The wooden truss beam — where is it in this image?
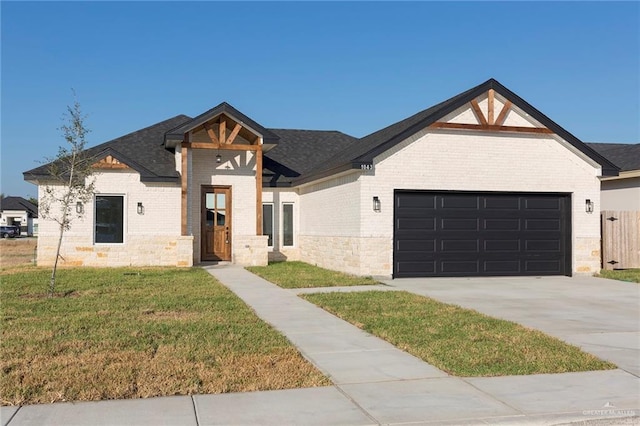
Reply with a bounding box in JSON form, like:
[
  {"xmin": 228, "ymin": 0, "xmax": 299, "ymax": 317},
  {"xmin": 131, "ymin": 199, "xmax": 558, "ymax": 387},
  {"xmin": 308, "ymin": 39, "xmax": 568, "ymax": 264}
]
[
  {"xmin": 428, "ymin": 122, "xmax": 553, "ymax": 134},
  {"xmin": 487, "ymin": 89, "xmax": 495, "ymax": 125},
  {"xmin": 184, "ymin": 142, "xmax": 261, "ymax": 151},
  {"xmin": 93, "ymin": 155, "xmax": 130, "ymax": 170},
  {"xmin": 256, "ymin": 146, "xmax": 263, "ymax": 236},
  {"xmin": 495, "ymin": 100, "xmax": 512, "ymax": 126},
  {"xmin": 181, "ymin": 140, "xmax": 188, "ymax": 236},
  {"xmin": 227, "ymin": 123, "xmax": 242, "ymax": 145},
  {"xmin": 219, "ymin": 119, "xmax": 226, "ymax": 144},
  {"xmin": 470, "ymin": 99, "xmax": 488, "ymax": 126},
  {"xmin": 203, "ymin": 122, "xmax": 219, "ymax": 145}
]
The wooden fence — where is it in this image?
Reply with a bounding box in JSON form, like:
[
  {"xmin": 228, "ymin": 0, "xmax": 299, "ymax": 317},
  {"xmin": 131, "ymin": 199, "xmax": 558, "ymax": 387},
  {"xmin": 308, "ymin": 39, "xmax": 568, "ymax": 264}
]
[{"xmin": 601, "ymin": 211, "xmax": 640, "ymax": 269}]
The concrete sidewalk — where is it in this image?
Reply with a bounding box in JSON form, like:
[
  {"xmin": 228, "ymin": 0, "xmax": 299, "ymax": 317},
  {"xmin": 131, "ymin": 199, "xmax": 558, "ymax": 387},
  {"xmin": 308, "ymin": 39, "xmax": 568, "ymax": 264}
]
[{"xmin": 2, "ymin": 265, "xmax": 638, "ymax": 425}]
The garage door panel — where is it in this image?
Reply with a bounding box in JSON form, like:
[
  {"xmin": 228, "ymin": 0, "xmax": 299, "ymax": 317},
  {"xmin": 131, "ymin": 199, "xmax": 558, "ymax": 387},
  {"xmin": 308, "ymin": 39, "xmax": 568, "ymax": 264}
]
[
  {"xmin": 526, "ymin": 240, "xmax": 561, "ymax": 252},
  {"xmin": 440, "ymin": 196, "xmax": 479, "ymax": 209},
  {"xmin": 525, "ymin": 260, "xmax": 562, "ymax": 273},
  {"xmin": 525, "ymin": 219, "xmax": 561, "ymax": 231},
  {"xmin": 525, "ymin": 198, "xmax": 561, "ymax": 210},
  {"xmin": 397, "ymin": 261, "xmax": 437, "ymax": 274},
  {"xmin": 484, "ymin": 197, "xmax": 520, "ymax": 209},
  {"xmin": 396, "ymin": 239, "xmax": 436, "ymax": 252},
  {"xmin": 484, "ymin": 261, "xmax": 521, "ymax": 274},
  {"xmin": 484, "ymin": 240, "xmax": 521, "ymax": 252},
  {"xmin": 484, "ymin": 219, "xmax": 520, "ymax": 231},
  {"xmin": 397, "ymin": 193, "xmax": 436, "ymax": 208},
  {"xmin": 441, "ymin": 218, "xmax": 479, "ymax": 231},
  {"xmin": 441, "ymin": 260, "xmax": 480, "ymax": 274},
  {"xmin": 441, "ymin": 240, "xmax": 479, "ymax": 253},
  {"xmin": 394, "ymin": 191, "xmax": 570, "ymax": 277},
  {"xmin": 396, "ymin": 218, "xmax": 436, "ymax": 231}
]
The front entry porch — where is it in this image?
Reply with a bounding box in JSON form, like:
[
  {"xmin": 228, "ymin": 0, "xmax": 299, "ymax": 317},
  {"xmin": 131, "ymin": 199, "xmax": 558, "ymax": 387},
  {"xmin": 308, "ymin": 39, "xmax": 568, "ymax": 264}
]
[{"xmin": 162, "ymin": 103, "xmax": 277, "ymax": 267}]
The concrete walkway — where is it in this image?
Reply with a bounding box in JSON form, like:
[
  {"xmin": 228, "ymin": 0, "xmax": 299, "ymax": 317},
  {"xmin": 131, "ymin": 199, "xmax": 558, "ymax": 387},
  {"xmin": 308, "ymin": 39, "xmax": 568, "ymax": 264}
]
[{"xmin": 2, "ymin": 266, "xmax": 638, "ymax": 425}]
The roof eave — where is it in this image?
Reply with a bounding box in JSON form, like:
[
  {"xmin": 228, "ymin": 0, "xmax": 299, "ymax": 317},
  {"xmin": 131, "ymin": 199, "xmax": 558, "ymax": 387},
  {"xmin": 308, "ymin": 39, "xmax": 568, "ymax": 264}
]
[
  {"xmin": 292, "ymin": 162, "xmax": 364, "ymax": 187},
  {"xmin": 139, "ymin": 175, "xmax": 180, "ymax": 183}
]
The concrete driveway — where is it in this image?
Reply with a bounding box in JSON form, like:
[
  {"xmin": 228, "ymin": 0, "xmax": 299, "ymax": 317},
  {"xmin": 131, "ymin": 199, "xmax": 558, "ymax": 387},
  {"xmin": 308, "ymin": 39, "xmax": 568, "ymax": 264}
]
[{"xmin": 383, "ymin": 275, "xmax": 640, "ymax": 377}]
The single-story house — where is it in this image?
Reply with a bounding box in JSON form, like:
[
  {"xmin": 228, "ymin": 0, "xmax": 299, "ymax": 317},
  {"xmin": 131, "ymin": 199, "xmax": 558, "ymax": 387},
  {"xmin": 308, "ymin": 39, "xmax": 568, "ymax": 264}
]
[
  {"xmin": 24, "ymin": 78, "xmax": 619, "ymax": 277},
  {"xmin": 0, "ymin": 196, "xmax": 38, "ymax": 236},
  {"xmin": 588, "ymin": 143, "xmax": 640, "ymax": 211}
]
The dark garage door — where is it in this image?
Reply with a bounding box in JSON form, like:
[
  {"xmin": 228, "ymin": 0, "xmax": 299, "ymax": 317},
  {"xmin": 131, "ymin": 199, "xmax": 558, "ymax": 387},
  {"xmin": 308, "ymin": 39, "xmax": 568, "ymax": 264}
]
[{"xmin": 393, "ymin": 191, "xmax": 571, "ymax": 278}]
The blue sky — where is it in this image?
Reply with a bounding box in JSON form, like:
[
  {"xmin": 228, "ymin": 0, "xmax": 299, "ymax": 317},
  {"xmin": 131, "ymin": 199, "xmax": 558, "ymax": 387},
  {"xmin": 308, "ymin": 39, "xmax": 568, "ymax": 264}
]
[{"xmin": 2, "ymin": 1, "xmax": 639, "ymax": 199}]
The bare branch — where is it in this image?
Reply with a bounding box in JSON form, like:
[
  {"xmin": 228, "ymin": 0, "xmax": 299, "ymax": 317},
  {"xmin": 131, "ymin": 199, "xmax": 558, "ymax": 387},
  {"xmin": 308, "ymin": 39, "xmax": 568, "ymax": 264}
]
[{"xmin": 40, "ymin": 91, "xmax": 95, "ymax": 296}]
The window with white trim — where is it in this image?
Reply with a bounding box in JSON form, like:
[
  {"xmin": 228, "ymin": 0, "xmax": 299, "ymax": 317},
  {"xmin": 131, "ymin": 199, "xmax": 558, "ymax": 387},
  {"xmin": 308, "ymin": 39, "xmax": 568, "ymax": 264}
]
[
  {"xmin": 95, "ymin": 195, "xmax": 124, "ymax": 243},
  {"xmin": 282, "ymin": 203, "xmax": 294, "ymax": 247},
  {"xmin": 262, "ymin": 204, "xmax": 274, "ymax": 247}
]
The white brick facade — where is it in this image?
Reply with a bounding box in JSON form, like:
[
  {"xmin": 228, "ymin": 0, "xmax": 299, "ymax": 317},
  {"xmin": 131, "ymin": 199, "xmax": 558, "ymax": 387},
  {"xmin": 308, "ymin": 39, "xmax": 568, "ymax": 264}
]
[
  {"xmin": 36, "ymin": 171, "xmax": 193, "ymax": 267},
  {"xmin": 293, "ymin": 103, "xmax": 603, "ymax": 277},
  {"xmin": 33, "ymin": 84, "xmax": 610, "ymax": 277}
]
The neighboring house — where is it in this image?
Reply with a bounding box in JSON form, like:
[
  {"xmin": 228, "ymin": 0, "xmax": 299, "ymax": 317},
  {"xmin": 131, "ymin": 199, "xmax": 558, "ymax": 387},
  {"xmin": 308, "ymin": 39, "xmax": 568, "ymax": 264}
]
[
  {"xmin": 587, "ymin": 143, "xmax": 640, "ymax": 211},
  {"xmin": 24, "ymin": 78, "xmax": 618, "ymax": 277},
  {"xmin": 0, "ymin": 196, "xmax": 39, "ymax": 236}
]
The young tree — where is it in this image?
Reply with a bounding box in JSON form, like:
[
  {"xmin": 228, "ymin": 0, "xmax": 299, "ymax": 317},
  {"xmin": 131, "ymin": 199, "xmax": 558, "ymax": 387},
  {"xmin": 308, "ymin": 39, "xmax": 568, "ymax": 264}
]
[{"xmin": 39, "ymin": 94, "xmax": 96, "ymax": 296}]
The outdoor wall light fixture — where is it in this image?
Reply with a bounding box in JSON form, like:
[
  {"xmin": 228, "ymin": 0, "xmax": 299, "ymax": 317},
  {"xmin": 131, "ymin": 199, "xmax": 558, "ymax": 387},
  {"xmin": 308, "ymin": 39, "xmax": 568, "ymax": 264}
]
[
  {"xmin": 373, "ymin": 196, "xmax": 381, "ymax": 212},
  {"xmin": 75, "ymin": 202, "xmax": 83, "ymax": 214},
  {"xmin": 216, "ymin": 153, "xmax": 222, "ymax": 164},
  {"xmin": 137, "ymin": 202, "xmax": 144, "ymax": 215},
  {"xmin": 585, "ymin": 199, "xmax": 594, "ymax": 214}
]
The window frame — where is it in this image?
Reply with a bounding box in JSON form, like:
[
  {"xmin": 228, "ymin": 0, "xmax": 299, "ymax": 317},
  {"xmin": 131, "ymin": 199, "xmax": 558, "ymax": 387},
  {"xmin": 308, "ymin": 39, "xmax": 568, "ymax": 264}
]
[
  {"xmin": 282, "ymin": 202, "xmax": 294, "ymax": 247},
  {"xmin": 262, "ymin": 203, "xmax": 274, "ymax": 248},
  {"xmin": 94, "ymin": 194, "xmax": 125, "ymax": 245}
]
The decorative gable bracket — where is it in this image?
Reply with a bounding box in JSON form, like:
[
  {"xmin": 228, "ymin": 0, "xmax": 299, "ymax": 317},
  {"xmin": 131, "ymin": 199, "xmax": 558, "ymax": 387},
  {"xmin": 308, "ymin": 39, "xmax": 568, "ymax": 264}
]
[{"xmin": 429, "ymin": 89, "xmax": 553, "ymax": 134}]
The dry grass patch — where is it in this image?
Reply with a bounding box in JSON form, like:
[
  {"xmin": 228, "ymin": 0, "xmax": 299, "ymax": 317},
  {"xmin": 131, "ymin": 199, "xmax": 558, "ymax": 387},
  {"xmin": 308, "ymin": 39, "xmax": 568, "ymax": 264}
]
[
  {"xmin": 303, "ymin": 291, "xmax": 616, "ymax": 377},
  {"xmin": 1, "ymin": 267, "xmax": 329, "ymax": 405},
  {"xmin": 0, "ymin": 238, "xmax": 37, "ymax": 272}
]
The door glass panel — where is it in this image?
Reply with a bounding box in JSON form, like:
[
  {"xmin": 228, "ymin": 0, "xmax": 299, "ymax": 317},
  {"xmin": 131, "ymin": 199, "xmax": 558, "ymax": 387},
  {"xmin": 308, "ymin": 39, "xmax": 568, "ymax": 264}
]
[
  {"xmin": 206, "ymin": 210, "xmax": 214, "ymax": 227},
  {"xmin": 206, "ymin": 193, "xmax": 215, "ymax": 209},
  {"xmin": 217, "ymin": 210, "xmax": 226, "ymax": 226},
  {"xmin": 216, "ymin": 193, "xmax": 225, "ymax": 209}
]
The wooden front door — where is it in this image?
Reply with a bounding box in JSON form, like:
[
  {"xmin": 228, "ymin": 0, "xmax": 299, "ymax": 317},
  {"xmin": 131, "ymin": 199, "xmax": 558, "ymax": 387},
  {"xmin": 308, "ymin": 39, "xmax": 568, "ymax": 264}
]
[{"xmin": 201, "ymin": 186, "xmax": 232, "ymax": 261}]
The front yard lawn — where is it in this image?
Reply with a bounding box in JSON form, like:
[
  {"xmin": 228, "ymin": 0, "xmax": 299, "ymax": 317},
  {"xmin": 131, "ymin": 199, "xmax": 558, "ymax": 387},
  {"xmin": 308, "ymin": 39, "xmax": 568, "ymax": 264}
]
[
  {"xmin": 596, "ymin": 269, "xmax": 640, "ymax": 283},
  {"xmin": 246, "ymin": 261, "xmax": 379, "ymax": 288},
  {"xmin": 303, "ymin": 291, "xmax": 616, "ymax": 377},
  {"xmin": 1, "ymin": 267, "xmax": 329, "ymax": 406}
]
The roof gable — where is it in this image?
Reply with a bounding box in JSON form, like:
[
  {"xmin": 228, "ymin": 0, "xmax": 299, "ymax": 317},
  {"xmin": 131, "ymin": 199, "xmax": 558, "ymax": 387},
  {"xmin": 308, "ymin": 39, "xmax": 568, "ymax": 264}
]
[
  {"xmin": 24, "ymin": 115, "xmax": 190, "ymax": 183},
  {"xmin": 294, "ymin": 78, "xmax": 619, "ymax": 185},
  {"xmin": 164, "ymin": 102, "xmax": 280, "ymax": 148}
]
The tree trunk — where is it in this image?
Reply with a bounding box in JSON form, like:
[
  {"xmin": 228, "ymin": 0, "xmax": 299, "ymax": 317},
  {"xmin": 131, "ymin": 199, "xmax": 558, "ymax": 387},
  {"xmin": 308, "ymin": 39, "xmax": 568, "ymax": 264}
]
[{"xmin": 49, "ymin": 221, "xmax": 65, "ymax": 297}]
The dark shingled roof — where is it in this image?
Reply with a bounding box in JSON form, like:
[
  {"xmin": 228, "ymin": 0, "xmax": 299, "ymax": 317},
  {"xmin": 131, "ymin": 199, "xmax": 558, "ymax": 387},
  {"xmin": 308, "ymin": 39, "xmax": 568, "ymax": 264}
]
[
  {"xmin": 24, "ymin": 78, "xmax": 620, "ymax": 188},
  {"xmin": 263, "ymin": 129, "xmax": 359, "ymax": 186},
  {"xmin": 587, "ymin": 143, "xmax": 640, "ymax": 172},
  {"xmin": 24, "ymin": 115, "xmax": 192, "ymax": 183},
  {"xmin": 0, "ymin": 196, "xmax": 38, "ymax": 217},
  {"xmin": 293, "ymin": 78, "xmax": 619, "ymax": 185}
]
